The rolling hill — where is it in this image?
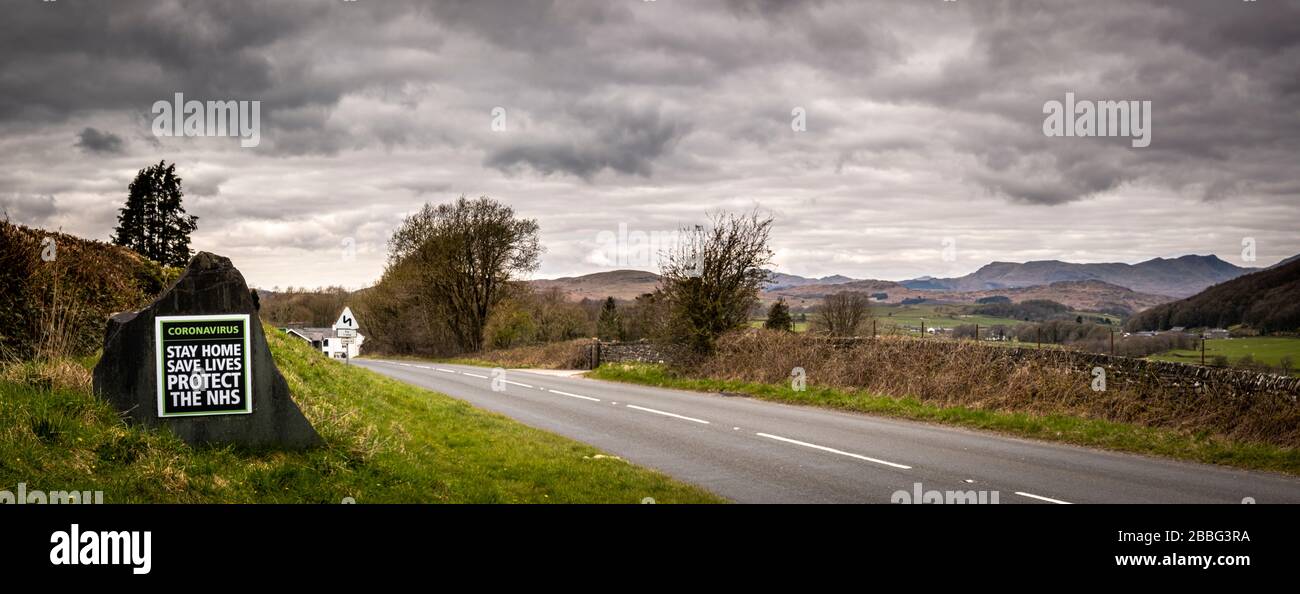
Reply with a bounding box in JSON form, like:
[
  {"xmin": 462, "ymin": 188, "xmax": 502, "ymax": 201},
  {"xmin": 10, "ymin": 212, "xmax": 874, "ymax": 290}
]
[
  {"xmin": 529, "ymin": 269, "xmax": 661, "ymax": 301},
  {"xmin": 1126, "ymin": 256, "xmax": 1300, "ymax": 333},
  {"xmin": 528, "ymin": 253, "xmax": 1268, "ymax": 314},
  {"xmin": 763, "ymin": 271, "xmax": 857, "ymax": 290},
  {"xmin": 900, "ymin": 255, "xmax": 1254, "ymax": 298},
  {"xmin": 530, "ymin": 267, "xmax": 1169, "ymax": 314},
  {"xmin": 764, "ymin": 278, "xmax": 1169, "ymax": 314},
  {"xmin": 529, "ymin": 269, "xmax": 861, "ymax": 301}
]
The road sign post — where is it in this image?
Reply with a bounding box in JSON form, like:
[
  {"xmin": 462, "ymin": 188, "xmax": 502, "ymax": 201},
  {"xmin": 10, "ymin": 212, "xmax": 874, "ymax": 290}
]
[{"xmin": 339, "ymin": 336, "xmax": 353, "ymax": 365}]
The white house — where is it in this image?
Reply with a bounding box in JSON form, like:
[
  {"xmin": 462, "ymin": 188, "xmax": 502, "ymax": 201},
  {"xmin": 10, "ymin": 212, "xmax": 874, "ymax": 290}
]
[{"xmin": 283, "ymin": 307, "xmax": 366, "ymax": 359}]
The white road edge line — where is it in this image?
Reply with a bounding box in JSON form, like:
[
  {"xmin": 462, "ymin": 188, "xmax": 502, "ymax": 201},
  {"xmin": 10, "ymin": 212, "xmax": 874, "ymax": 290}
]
[
  {"xmin": 547, "ymin": 389, "xmax": 600, "ymax": 402},
  {"xmin": 626, "ymin": 404, "xmax": 710, "ymax": 425},
  {"xmin": 462, "ymin": 372, "xmax": 488, "ymax": 379},
  {"xmin": 435, "ymin": 368, "xmax": 457, "ymax": 374},
  {"xmin": 504, "ymin": 380, "xmax": 533, "ymax": 388},
  {"xmin": 1014, "ymin": 491, "xmax": 1072, "ymax": 505},
  {"xmin": 755, "ymin": 432, "xmax": 911, "ymax": 469}
]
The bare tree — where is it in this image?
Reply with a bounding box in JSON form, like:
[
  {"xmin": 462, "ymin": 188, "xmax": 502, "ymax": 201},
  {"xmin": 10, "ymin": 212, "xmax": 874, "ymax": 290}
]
[
  {"xmin": 813, "ymin": 292, "xmax": 872, "ymax": 337},
  {"xmin": 385, "ymin": 196, "xmax": 542, "ymax": 352},
  {"xmin": 660, "ymin": 211, "xmax": 773, "ymax": 353}
]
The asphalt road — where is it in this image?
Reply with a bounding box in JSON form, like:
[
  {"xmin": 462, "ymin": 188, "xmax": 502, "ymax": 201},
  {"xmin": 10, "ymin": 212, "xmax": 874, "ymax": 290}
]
[{"xmin": 355, "ymin": 359, "xmax": 1300, "ymax": 504}]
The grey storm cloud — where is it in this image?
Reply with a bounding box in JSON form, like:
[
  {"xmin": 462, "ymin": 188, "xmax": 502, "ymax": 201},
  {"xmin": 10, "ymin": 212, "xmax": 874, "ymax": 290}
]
[
  {"xmin": 0, "ymin": 0, "xmax": 1297, "ymax": 288},
  {"xmin": 75, "ymin": 128, "xmax": 125, "ymax": 154},
  {"xmin": 1, "ymin": 194, "xmax": 58, "ymax": 226},
  {"xmin": 484, "ymin": 106, "xmax": 690, "ymax": 179}
]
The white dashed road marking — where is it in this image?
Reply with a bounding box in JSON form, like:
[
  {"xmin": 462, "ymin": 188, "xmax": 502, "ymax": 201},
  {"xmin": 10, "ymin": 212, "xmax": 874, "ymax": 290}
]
[
  {"xmin": 547, "ymin": 389, "xmax": 601, "ymax": 402},
  {"xmin": 1015, "ymin": 491, "xmax": 1072, "ymax": 504},
  {"xmin": 756, "ymin": 432, "xmax": 911, "ymax": 470},
  {"xmin": 626, "ymin": 404, "xmax": 710, "ymax": 425}
]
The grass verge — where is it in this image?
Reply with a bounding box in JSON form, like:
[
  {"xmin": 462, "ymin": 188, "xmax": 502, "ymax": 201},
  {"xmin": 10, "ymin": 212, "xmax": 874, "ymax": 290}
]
[
  {"xmin": 0, "ymin": 327, "xmax": 721, "ymax": 503},
  {"xmin": 589, "ymin": 362, "xmax": 1300, "ymax": 476}
]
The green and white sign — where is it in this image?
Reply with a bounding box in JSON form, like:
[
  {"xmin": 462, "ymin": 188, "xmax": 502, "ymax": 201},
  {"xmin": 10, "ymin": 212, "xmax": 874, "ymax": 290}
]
[{"xmin": 155, "ymin": 314, "xmax": 253, "ymax": 417}]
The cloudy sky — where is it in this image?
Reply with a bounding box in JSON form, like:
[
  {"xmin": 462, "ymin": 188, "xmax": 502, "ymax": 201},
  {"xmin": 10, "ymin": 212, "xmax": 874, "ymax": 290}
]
[{"xmin": 2, "ymin": 0, "xmax": 1298, "ymax": 289}]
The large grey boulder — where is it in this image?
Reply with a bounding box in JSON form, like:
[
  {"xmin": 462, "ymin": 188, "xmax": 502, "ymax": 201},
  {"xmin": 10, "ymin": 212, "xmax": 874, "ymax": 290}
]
[{"xmin": 92, "ymin": 252, "xmax": 322, "ymax": 449}]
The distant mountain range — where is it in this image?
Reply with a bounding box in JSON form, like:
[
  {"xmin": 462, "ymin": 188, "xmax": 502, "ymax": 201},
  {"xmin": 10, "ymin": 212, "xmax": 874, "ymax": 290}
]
[
  {"xmin": 528, "ymin": 269, "xmax": 861, "ymax": 301},
  {"xmin": 900, "ymin": 255, "xmax": 1254, "ymax": 298},
  {"xmin": 529, "ymin": 269, "xmax": 1170, "ymax": 313},
  {"xmin": 529, "ymin": 254, "xmax": 1295, "ymax": 315},
  {"xmin": 763, "ymin": 271, "xmax": 857, "ymax": 290},
  {"xmin": 760, "ymin": 278, "xmax": 1170, "ymax": 314},
  {"xmin": 1126, "ymin": 256, "xmax": 1300, "ymax": 332}
]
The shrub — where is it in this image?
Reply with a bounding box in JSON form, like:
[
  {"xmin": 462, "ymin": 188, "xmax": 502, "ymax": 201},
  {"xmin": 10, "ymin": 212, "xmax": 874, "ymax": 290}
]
[
  {"xmin": 677, "ymin": 329, "xmax": 1300, "ymax": 447},
  {"xmin": 1, "ymin": 222, "xmax": 172, "ymax": 361}
]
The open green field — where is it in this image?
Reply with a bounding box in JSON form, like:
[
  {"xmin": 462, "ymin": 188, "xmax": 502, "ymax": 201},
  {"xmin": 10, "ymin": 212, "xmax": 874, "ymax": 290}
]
[
  {"xmin": 0, "ymin": 326, "xmax": 721, "ymax": 503},
  {"xmin": 1149, "ymin": 336, "xmax": 1300, "ymax": 370},
  {"xmin": 756, "ymin": 303, "xmax": 1120, "ymax": 336},
  {"xmin": 874, "ymin": 303, "xmax": 1022, "ymax": 334},
  {"xmin": 748, "ymin": 320, "xmax": 811, "ymax": 332}
]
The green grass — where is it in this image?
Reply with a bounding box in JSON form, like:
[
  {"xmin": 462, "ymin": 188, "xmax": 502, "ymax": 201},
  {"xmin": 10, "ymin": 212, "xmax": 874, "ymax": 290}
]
[
  {"xmin": 0, "ymin": 327, "xmax": 722, "ymax": 503},
  {"xmin": 438, "ymin": 357, "xmax": 532, "ymax": 368},
  {"xmin": 748, "ymin": 320, "xmax": 810, "ymax": 332},
  {"xmin": 1149, "ymin": 336, "xmax": 1300, "ymax": 370},
  {"xmin": 872, "ymin": 303, "xmax": 1120, "ymax": 334},
  {"xmin": 589, "ymin": 362, "xmax": 1300, "ymax": 476},
  {"xmin": 358, "ymin": 353, "xmax": 528, "ymax": 368},
  {"xmin": 874, "ymin": 303, "xmax": 1022, "ymax": 333},
  {"xmin": 754, "ymin": 303, "xmax": 1120, "ymax": 336}
]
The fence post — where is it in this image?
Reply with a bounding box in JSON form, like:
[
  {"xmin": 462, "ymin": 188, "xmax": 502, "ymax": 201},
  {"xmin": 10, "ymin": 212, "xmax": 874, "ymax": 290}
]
[
  {"xmin": 920, "ymin": 321, "xmax": 925, "ymax": 337},
  {"xmin": 974, "ymin": 324, "xmax": 979, "ymax": 343},
  {"xmin": 1201, "ymin": 337, "xmax": 1205, "ymax": 366},
  {"xmin": 1110, "ymin": 330, "xmax": 1115, "ymax": 356},
  {"xmin": 1037, "ymin": 326, "xmax": 1042, "ymax": 350},
  {"xmin": 872, "ymin": 319, "xmax": 877, "ymax": 338}
]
